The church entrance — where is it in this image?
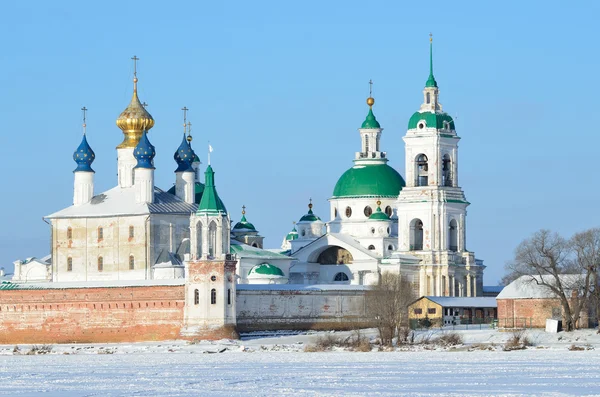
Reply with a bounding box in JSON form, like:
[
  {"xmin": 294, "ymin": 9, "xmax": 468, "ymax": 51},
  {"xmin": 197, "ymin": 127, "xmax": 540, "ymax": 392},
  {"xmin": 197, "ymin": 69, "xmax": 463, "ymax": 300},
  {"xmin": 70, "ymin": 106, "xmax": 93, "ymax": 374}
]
[{"xmin": 316, "ymin": 246, "xmax": 353, "ymax": 265}]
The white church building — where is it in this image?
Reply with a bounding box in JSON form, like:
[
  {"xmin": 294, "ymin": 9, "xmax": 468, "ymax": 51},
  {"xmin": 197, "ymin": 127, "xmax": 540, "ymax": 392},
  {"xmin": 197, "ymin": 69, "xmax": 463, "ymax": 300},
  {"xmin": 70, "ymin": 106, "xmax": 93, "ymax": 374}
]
[{"xmin": 17, "ymin": 38, "xmax": 485, "ymax": 298}]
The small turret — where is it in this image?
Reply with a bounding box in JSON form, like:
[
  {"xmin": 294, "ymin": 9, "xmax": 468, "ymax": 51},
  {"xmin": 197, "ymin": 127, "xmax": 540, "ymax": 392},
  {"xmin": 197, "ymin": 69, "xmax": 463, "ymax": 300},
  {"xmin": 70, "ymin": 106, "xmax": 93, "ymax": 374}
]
[
  {"xmin": 73, "ymin": 107, "xmax": 95, "ymax": 206},
  {"xmin": 133, "ymin": 130, "xmax": 155, "ymax": 203}
]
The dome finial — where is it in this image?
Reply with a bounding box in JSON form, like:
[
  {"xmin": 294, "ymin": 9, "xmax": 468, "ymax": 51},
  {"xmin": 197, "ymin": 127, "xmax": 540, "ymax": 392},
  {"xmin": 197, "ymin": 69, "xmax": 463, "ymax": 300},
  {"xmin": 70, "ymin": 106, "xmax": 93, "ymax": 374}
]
[
  {"xmin": 81, "ymin": 106, "xmax": 88, "ymax": 135},
  {"xmin": 426, "ymin": 33, "xmax": 438, "ymax": 88},
  {"xmin": 187, "ymin": 121, "xmax": 193, "ymax": 143},
  {"xmin": 182, "ymin": 106, "xmax": 189, "ymax": 136},
  {"xmin": 132, "ymin": 55, "xmax": 139, "ymax": 92},
  {"xmin": 242, "ymin": 205, "xmax": 246, "ymax": 215},
  {"xmin": 308, "ymin": 198, "xmax": 313, "ymax": 212},
  {"xmin": 367, "ymin": 79, "xmax": 374, "ymax": 108}
]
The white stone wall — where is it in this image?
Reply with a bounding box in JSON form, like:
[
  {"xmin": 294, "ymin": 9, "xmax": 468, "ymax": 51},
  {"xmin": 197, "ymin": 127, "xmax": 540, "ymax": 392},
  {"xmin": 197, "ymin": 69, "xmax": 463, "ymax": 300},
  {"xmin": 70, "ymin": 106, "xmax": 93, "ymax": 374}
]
[
  {"xmin": 51, "ymin": 213, "xmax": 190, "ymax": 282},
  {"xmin": 236, "ymin": 287, "xmax": 369, "ymax": 331}
]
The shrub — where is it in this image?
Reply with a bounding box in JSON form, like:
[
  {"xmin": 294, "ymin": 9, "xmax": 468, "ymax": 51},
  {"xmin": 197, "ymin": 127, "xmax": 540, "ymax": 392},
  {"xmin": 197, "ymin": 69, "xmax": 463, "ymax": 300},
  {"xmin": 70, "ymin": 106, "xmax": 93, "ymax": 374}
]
[
  {"xmin": 434, "ymin": 332, "xmax": 463, "ymax": 347},
  {"xmin": 504, "ymin": 330, "xmax": 531, "ymax": 351},
  {"xmin": 568, "ymin": 344, "xmax": 585, "ymax": 351},
  {"xmin": 26, "ymin": 345, "xmax": 53, "ymax": 355}
]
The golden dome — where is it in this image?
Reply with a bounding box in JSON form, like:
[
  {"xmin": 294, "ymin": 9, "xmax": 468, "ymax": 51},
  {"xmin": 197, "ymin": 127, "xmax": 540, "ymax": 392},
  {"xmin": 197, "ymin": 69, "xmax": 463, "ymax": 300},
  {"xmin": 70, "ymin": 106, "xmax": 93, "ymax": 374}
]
[
  {"xmin": 366, "ymin": 97, "xmax": 375, "ymax": 107},
  {"xmin": 116, "ymin": 78, "xmax": 154, "ymax": 149}
]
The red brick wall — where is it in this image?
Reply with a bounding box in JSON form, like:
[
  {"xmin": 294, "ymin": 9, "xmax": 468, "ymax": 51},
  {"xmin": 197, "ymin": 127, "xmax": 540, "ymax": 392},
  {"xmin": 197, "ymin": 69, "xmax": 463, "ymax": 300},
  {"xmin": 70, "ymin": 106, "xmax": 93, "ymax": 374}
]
[
  {"xmin": 0, "ymin": 285, "xmax": 185, "ymax": 344},
  {"xmin": 498, "ymin": 298, "xmax": 562, "ymax": 328}
]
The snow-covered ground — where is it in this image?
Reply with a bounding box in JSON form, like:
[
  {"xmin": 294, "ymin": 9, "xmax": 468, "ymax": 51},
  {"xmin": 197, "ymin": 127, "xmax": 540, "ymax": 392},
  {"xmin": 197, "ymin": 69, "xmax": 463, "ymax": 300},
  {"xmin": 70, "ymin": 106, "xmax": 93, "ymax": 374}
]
[{"xmin": 0, "ymin": 329, "xmax": 599, "ymax": 396}]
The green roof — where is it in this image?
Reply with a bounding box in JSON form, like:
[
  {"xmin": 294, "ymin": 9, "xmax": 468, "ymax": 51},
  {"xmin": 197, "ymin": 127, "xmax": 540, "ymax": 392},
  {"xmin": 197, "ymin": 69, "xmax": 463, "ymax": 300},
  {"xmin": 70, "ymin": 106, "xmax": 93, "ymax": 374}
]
[
  {"xmin": 248, "ymin": 263, "xmax": 285, "ymax": 277},
  {"xmin": 361, "ymin": 108, "xmax": 380, "ymax": 129},
  {"xmin": 299, "ymin": 208, "xmax": 321, "ymax": 222},
  {"xmin": 197, "ymin": 165, "xmax": 227, "ymax": 215},
  {"xmin": 332, "ymin": 164, "xmax": 405, "ymax": 198},
  {"xmin": 167, "ymin": 182, "xmax": 205, "ymax": 204},
  {"xmin": 369, "ymin": 206, "xmax": 390, "ymax": 221},
  {"xmin": 230, "ymin": 243, "xmax": 291, "ymax": 259},
  {"xmin": 286, "ymin": 227, "xmax": 298, "ymax": 241},
  {"xmin": 407, "ymin": 111, "xmax": 455, "ymax": 130},
  {"xmin": 233, "ymin": 214, "xmax": 256, "ymax": 231}
]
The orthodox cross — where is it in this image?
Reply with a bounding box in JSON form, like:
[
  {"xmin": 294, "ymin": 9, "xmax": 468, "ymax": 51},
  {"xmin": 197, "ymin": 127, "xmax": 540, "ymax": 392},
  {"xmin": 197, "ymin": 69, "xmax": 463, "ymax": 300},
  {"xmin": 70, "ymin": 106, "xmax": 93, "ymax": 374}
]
[
  {"xmin": 242, "ymin": 205, "xmax": 246, "ymax": 215},
  {"xmin": 369, "ymin": 79, "xmax": 373, "ymax": 97},
  {"xmin": 429, "ymin": 32, "xmax": 432, "ymax": 43},
  {"xmin": 81, "ymin": 106, "xmax": 88, "ymax": 134},
  {"xmin": 142, "ymin": 102, "xmax": 148, "ymax": 108},
  {"xmin": 131, "ymin": 55, "xmax": 139, "ymax": 77}
]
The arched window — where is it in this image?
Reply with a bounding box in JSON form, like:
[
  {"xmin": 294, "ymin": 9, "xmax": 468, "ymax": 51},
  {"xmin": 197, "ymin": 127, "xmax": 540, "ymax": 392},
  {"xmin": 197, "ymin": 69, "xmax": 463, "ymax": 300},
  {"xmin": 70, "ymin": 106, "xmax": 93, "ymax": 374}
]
[
  {"xmin": 334, "ymin": 208, "xmax": 338, "ymax": 218},
  {"xmin": 317, "ymin": 246, "xmax": 353, "ymax": 265},
  {"xmin": 251, "ymin": 242, "xmax": 258, "ymax": 248},
  {"xmin": 194, "ymin": 289, "xmax": 199, "ymax": 305},
  {"xmin": 196, "ymin": 221, "xmax": 203, "ymax": 258},
  {"xmin": 97, "ymin": 227, "xmax": 104, "ymax": 241},
  {"xmin": 67, "ymin": 227, "xmax": 72, "ymax": 240},
  {"xmin": 334, "ymin": 272, "xmax": 349, "ymax": 282},
  {"xmin": 426, "ymin": 92, "xmax": 431, "ymax": 104},
  {"xmin": 210, "ymin": 289, "xmax": 217, "ymax": 305},
  {"xmin": 387, "ymin": 244, "xmax": 394, "ymax": 251},
  {"xmin": 385, "ymin": 206, "xmax": 393, "ymax": 217},
  {"xmin": 208, "ymin": 221, "xmax": 217, "ymax": 257},
  {"xmin": 449, "ymin": 219, "xmax": 458, "ymax": 252},
  {"xmin": 67, "ymin": 257, "xmax": 73, "ymax": 272},
  {"xmin": 410, "ymin": 219, "xmax": 424, "ymax": 250},
  {"xmin": 129, "ymin": 255, "xmax": 135, "ymax": 270},
  {"xmin": 345, "ymin": 207, "xmax": 352, "ymax": 218},
  {"xmin": 368, "ymin": 245, "xmax": 375, "ymax": 250},
  {"xmin": 97, "ymin": 256, "xmax": 103, "ymax": 272},
  {"xmin": 415, "ymin": 154, "xmax": 428, "ymax": 186},
  {"xmin": 227, "ymin": 289, "xmax": 231, "ymax": 305},
  {"xmin": 129, "ymin": 226, "xmax": 134, "ymax": 239},
  {"xmin": 364, "ymin": 206, "xmax": 372, "ymax": 217},
  {"xmin": 365, "ymin": 135, "xmax": 369, "ymax": 153},
  {"xmin": 442, "ymin": 154, "xmax": 452, "ymax": 187}
]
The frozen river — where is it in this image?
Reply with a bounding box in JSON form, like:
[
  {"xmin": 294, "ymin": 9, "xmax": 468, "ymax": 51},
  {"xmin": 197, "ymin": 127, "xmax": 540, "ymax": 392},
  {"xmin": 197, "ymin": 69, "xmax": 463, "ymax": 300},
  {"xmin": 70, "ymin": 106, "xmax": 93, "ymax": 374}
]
[{"xmin": 0, "ymin": 349, "xmax": 598, "ymax": 396}]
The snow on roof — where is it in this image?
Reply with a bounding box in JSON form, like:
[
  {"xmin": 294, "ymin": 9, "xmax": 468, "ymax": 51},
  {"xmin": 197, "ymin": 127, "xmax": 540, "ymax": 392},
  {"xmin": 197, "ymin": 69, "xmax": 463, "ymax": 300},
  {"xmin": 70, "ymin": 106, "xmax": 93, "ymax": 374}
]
[
  {"xmin": 46, "ymin": 186, "xmax": 196, "ymax": 218},
  {"xmin": 422, "ymin": 296, "xmax": 497, "ymax": 308},
  {"xmin": 497, "ymin": 274, "xmax": 586, "ymax": 300},
  {"xmin": 1, "ymin": 279, "xmax": 185, "ymax": 290},
  {"xmin": 230, "ymin": 240, "xmax": 293, "ymax": 260},
  {"xmin": 237, "ymin": 284, "xmax": 370, "ymax": 291}
]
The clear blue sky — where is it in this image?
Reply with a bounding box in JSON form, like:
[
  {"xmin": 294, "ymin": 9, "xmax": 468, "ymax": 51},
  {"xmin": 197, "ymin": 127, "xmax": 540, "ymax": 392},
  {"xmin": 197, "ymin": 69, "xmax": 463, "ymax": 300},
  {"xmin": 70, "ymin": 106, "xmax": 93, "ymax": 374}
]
[{"xmin": 1, "ymin": 0, "xmax": 598, "ymax": 285}]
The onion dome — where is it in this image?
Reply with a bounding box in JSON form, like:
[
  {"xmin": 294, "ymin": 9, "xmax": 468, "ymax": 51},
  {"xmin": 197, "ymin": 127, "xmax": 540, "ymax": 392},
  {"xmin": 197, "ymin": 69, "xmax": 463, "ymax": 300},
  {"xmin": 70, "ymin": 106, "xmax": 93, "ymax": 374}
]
[
  {"xmin": 369, "ymin": 201, "xmax": 390, "ymax": 221},
  {"xmin": 248, "ymin": 263, "xmax": 285, "ymax": 277},
  {"xmin": 133, "ymin": 130, "xmax": 156, "ymax": 169},
  {"xmin": 174, "ymin": 134, "xmax": 194, "ymax": 172},
  {"xmin": 299, "ymin": 201, "xmax": 321, "ymax": 222},
  {"xmin": 285, "ymin": 223, "xmax": 299, "ymax": 241},
  {"xmin": 233, "ymin": 207, "xmax": 256, "ymax": 231},
  {"xmin": 73, "ymin": 134, "xmax": 95, "ymax": 172},
  {"xmin": 116, "ymin": 69, "xmax": 154, "ymax": 149},
  {"xmin": 333, "ymin": 164, "xmax": 405, "ymax": 198}
]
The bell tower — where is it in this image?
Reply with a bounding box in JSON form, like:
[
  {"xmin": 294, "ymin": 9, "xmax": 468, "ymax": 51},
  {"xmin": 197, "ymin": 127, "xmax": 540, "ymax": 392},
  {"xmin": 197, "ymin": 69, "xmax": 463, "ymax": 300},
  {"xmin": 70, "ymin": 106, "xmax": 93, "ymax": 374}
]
[{"xmin": 395, "ymin": 35, "xmax": 483, "ymax": 297}]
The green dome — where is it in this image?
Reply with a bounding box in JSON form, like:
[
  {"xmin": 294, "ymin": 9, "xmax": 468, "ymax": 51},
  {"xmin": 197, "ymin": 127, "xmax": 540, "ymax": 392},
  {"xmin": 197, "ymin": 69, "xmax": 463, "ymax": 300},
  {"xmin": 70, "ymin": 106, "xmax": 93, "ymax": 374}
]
[
  {"xmin": 361, "ymin": 108, "xmax": 380, "ymax": 129},
  {"xmin": 167, "ymin": 182, "xmax": 205, "ymax": 204},
  {"xmin": 299, "ymin": 209, "xmax": 321, "ymax": 222},
  {"xmin": 233, "ymin": 214, "xmax": 256, "ymax": 231},
  {"xmin": 332, "ymin": 164, "xmax": 405, "ymax": 198},
  {"xmin": 369, "ymin": 206, "xmax": 390, "ymax": 221},
  {"xmin": 248, "ymin": 263, "xmax": 285, "ymax": 277},
  {"xmin": 408, "ymin": 111, "xmax": 455, "ymax": 130},
  {"xmin": 286, "ymin": 226, "xmax": 298, "ymax": 241}
]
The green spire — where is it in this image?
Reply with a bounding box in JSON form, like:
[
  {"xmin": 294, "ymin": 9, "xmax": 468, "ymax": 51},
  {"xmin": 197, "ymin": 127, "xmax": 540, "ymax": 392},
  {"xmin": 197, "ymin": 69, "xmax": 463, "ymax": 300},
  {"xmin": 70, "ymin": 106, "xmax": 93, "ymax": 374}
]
[
  {"xmin": 196, "ymin": 165, "xmax": 227, "ymax": 215},
  {"xmin": 369, "ymin": 201, "xmax": 390, "ymax": 221},
  {"xmin": 425, "ymin": 34, "xmax": 438, "ymax": 88},
  {"xmin": 361, "ymin": 108, "xmax": 381, "ymax": 129}
]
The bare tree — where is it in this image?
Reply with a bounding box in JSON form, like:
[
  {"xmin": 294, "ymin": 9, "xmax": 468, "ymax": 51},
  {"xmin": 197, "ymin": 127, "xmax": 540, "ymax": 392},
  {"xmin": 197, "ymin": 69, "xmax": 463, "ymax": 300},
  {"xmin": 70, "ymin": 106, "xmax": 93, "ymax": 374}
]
[
  {"xmin": 366, "ymin": 272, "xmax": 416, "ymax": 345},
  {"xmin": 571, "ymin": 228, "xmax": 600, "ymax": 328},
  {"xmin": 505, "ymin": 229, "xmax": 596, "ymax": 331}
]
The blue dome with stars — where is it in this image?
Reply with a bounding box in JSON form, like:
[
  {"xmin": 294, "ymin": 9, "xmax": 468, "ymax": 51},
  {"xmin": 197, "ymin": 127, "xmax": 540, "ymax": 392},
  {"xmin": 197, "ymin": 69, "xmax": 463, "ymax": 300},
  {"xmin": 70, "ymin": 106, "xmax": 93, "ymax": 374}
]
[
  {"xmin": 134, "ymin": 130, "xmax": 156, "ymax": 169},
  {"xmin": 73, "ymin": 134, "xmax": 95, "ymax": 172},
  {"xmin": 174, "ymin": 134, "xmax": 194, "ymax": 172}
]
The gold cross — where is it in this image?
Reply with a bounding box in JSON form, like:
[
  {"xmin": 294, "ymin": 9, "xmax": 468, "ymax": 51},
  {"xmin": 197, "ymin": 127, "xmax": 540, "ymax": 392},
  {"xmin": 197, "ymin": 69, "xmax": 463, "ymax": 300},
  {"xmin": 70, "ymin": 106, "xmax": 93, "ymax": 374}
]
[{"xmin": 131, "ymin": 55, "xmax": 139, "ymax": 77}]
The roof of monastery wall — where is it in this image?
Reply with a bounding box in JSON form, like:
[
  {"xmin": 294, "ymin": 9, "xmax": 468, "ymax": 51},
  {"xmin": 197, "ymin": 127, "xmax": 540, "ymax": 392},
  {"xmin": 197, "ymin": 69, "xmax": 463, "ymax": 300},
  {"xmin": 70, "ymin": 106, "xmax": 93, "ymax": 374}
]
[
  {"xmin": 497, "ymin": 274, "xmax": 586, "ymax": 300},
  {"xmin": 1, "ymin": 279, "xmax": 185, "ymax": 290}
]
